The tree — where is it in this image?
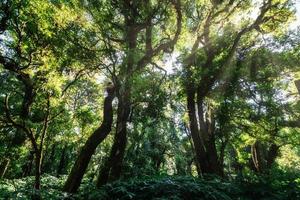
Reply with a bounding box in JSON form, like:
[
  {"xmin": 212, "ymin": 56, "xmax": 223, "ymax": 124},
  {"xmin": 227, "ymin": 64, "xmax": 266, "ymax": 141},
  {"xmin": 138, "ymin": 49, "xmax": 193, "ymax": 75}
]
[
  {"xmin": 0, "ymin": 0, "xmax": 90, "ymax": 193},
  {"xmin": 63, "ymin": 83, "xmax": 115, "ymax": 193},
  {"xmin": 179, "ymin": 0, "xmax": 293, "ymax": 176},
  {"xmin": 63, "ymin": 0, "xmax": 182, "ymax": 192}
]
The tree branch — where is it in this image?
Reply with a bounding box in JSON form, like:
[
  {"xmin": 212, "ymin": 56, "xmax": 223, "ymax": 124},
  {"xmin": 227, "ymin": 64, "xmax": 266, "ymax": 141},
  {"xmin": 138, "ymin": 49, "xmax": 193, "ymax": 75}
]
[{"xmin": 135, "ymin": 0, "xmax": 182, "ymax": 71}]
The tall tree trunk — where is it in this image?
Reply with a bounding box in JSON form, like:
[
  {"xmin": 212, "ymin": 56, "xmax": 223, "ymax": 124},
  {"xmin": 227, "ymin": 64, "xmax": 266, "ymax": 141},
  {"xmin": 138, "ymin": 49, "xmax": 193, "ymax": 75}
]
[
  {"xmin": 109, "ymin": 94, "xmax": 130, "ymax": 181},
  {"xmin": 250, "ymin": 141, "xmax": 279, "ymax": 173},
  {"xmin": 97, "ymin": 21, "xmax": 137, "ymax": 185},
  {"xmin": 186, "ymin": 87, "xmax": 223, "ymax": 176},
  {"xmin": 186, "ymin": 86, "xmax": 208, "ymax": 176},
  {"xmin": 96, "ymin": 90, "xmax": 131, "ymax": 186},
  {"xmin": 251, "ymin": 141, "xmax": 266, "ymax": 173},
  {"xmin": 0, "ymin": 159, "xmax": 10, "ymax": 178},
  {"xmin": 31, "ymin": 149, "xmax": 43, "ymax": 200},
  {"xmin": 63, "ymin": 88, "xmax": 115, "ymax": 193},
  {"xmin": 197, "ymin": 92, "xmax": 222, "ymax": 175},
  {"xmin": 205, "ymin": 138, "xmax": 222, "ymax": 175},
  {"xmin": 34, "ymin": 149, "xmax": 42, "ymax": 190},
  {"xmin": 182, "ymin": 0, "xmax": 273, "ymax": 176}
]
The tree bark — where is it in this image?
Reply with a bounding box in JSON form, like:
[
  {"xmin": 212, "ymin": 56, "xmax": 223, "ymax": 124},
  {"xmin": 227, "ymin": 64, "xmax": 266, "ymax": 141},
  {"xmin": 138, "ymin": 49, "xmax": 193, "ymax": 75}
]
[
  {"xmin": 251, "ymin": 141, "xmax": 267, "ymax": 173},
  {"xmin": 31, "ymin": 149, "xmax": 43, "ymax": 200},
  {"xmin": 250, "ymin": 141, "xmax": 279, "ymax": 173},
  {"xmin": 295, "ymin": 80, "xmax": 300, "ymax": 94},
  {"xmin": 186, "ymin": 86, "xmax": 208, "ymax": 176},
  {"xmin": 0, "ymin": 159, "xmax": 10, "ymax": 178},
  {"xmin": 198, "ymin": 100, "xmax": 223, "ymax": 176},
  {"xmin": 96, "ymin": 89, "xmax": 131, "ymax": 186},
  {"xmin": 97, "ymin": 18, "xmax": 136, "ymax": 185},
  {"xmin": 34, "ymin": 149, "xmax": 42, "ymax": 190},
  {"xmin": 109, "ymin": 93, "xmax": 131, "ymax": 180},
  {"xmin": 186, "ymin": 84, "xmax": 223, "ymax": 176},
  {"xmin": 63, "ymin": 88, "xmax": 115, "ymax": 193}
]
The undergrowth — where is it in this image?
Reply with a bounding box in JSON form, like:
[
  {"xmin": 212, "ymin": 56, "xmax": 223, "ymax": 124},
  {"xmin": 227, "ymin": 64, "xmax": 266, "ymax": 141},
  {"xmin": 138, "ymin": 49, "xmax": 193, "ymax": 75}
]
[{"xmin": 0, "ymin": 170, "xmax": 299, "ymax": 200}]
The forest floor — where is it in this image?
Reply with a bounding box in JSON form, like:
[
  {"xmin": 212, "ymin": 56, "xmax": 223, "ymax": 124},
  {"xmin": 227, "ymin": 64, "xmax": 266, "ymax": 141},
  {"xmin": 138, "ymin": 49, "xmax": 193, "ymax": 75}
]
[{"xmin": 0, "ymin": 170, "xmax": 299, "ymax": 200}]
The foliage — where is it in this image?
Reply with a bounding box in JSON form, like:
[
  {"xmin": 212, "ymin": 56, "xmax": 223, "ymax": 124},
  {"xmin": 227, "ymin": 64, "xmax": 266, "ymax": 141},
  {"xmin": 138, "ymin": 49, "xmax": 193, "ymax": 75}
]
[
  {"xmin": 0, "ymin": 175, "xmax": 67, "ymax": 199},
  {"xmin": 1, "ymin": 173, "xmax": 299, "ymax": 200}
]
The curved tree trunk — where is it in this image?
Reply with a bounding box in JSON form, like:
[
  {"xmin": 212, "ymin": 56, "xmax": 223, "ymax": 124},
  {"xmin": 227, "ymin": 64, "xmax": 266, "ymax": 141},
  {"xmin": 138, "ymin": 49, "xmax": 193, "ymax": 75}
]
[
  {"xmin": 96, "ymin": 90, "xmax": 130, "ymax": 186},
  {"xmin": 63, "ymin": 88, "xmax": 115, "ymax": 193},
  {"xmin": 108, "ymin": 94, "xmax": 131, "ymax": 181},
  {"xmin": 251, "ymin": 140, "xmax": 266, "ymax": 173},
  {"xmin": 96, "ymin": 19, "xmax": 136, "ymax": 186}
]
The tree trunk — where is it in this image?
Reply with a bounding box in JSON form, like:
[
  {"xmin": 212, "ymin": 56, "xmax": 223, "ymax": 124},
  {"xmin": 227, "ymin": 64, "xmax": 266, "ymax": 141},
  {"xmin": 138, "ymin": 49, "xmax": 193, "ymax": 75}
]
[
  {"xmin": 110, "ymin": 98, "xmax": 130, "ymax": 181},
  {"xmin": 205, "ymin": 139, "xmax": 222, "ymax": 175},
  {"xmin": 0, "ymin": 159, "xmax": 10, "ymax": 178},
  {"xmin": 34, "ymin": 149, "xmax": 42, "ymax": 190},
  {"xmin": 186, "ymin": 85, "xmax": 223, "ymax": 176},
  {"xmin": 295, "ymin": 79, "xmax": 300, "ymax": 94},
  {"xmin": 30, "ymin": 149, "xmax": 42, "ymax": 200},
  {"xmin": 250, "ymin": 141, "xmax": 279, "ymax": 173},
  {"xmin": 186, "ymin": 86, "xmax": 208, "ymax": 176},
  {"xmin": 96, "ymin": 91, "xmax": 130, "ymax": 186},
  {"xmin": 97, "ymin": 21, "xmax": 136, "ymax": 185},
  {"xmin": 63, "ymin": 88, "xmax": 115, "ymax": 193},
  {"xmin": 251, "ymin": 141, "xmax": 266, "ymax": 173}
]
